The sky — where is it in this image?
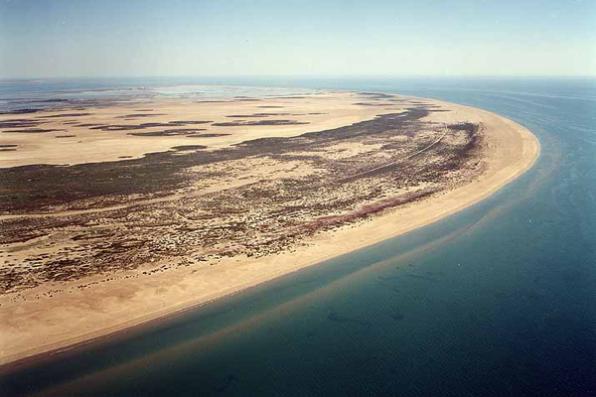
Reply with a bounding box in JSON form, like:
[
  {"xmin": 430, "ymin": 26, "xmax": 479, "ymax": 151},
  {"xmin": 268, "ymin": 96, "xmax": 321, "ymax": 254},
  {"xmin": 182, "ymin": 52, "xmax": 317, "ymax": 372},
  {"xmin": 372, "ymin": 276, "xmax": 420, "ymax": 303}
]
[{"xmin": 1, "ymin": 0, "xmax": 595, "ymax": 78}]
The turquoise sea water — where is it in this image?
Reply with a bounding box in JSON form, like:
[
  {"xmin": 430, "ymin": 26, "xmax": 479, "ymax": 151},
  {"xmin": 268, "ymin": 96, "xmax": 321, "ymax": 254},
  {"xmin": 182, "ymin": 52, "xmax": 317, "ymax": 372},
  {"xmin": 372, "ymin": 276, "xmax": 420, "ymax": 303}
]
[{"xmin": 1, "ymin": 78, "xmax": 595, "ymax": 396}]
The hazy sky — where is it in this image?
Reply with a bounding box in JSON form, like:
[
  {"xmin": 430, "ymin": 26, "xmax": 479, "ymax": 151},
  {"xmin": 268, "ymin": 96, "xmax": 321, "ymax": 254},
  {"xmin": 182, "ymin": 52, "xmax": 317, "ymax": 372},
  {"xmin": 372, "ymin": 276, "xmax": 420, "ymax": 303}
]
[{"xmin": 1, "ymin": 0, "xmax": 595, "ymax": 78}]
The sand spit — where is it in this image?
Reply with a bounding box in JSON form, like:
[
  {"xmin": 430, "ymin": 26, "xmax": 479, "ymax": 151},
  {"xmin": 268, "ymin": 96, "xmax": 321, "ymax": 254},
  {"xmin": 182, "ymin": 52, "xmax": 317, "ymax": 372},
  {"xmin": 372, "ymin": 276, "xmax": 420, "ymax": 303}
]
[{"xmin": 0, "ymin": 93, "xmax": 539, "ymax": 368}]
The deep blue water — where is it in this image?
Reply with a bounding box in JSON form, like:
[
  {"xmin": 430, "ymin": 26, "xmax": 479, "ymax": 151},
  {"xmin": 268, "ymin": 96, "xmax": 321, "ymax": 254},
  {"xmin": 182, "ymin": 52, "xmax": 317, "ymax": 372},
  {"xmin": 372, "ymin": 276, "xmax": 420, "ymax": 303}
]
[{"xmin": 1, "ymin": 78, "xmax": 595, "ymax": 396}]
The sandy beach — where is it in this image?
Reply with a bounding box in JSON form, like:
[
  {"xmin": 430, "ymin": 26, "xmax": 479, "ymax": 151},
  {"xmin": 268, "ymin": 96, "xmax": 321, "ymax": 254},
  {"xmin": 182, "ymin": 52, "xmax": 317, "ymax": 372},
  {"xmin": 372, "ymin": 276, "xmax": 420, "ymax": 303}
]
[{"xmin": 0, "ymin": 93, "xmax": 539, "ymax": 368}]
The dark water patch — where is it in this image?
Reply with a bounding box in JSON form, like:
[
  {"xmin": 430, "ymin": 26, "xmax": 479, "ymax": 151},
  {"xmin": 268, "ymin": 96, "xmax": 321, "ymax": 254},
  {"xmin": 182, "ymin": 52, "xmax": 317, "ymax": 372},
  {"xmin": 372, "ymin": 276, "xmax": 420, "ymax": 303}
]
[
  {"xmin": 389, "ymin": 310, "xmax": 405, "ymax": 321},
  {"xmin": 0, "ymin": 108, "xmax": 40, "ymax": 114},
  {"xmin": 405, "ymin": 273, "xmax": 437, "ymax": 282},
  {"xmin": 215, "ymin": 374, "xmax": 239, "ymax": 393},
  {"xmin": 327, "ymin": 311, "xmax": 371, "ymax": 327},
  {"xmin": 378, "ymin": 275, "xmax": 400, "ymax": 281},
  {"xmin": 20, "ymin": 98, "xmax": 69, "ymax": 104}
]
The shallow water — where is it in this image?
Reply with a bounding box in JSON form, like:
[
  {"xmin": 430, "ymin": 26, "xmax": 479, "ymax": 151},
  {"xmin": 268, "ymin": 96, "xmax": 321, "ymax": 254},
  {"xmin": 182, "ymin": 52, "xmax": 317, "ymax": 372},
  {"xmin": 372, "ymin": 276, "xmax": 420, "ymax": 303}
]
[
  {"xmin": 1, "ymin": 78, "xmax": 595, "ymax": 396},
  {"xmin": 0, "ymin": 77, "xmax": 317, "ymax": 111}
]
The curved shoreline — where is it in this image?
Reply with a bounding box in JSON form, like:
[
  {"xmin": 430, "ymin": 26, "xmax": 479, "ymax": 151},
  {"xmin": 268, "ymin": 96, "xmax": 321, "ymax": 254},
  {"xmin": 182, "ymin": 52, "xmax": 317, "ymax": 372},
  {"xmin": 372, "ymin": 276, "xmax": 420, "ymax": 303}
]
[{"xmin": 0, "ymin": 96, "xmax": 540, "ymax": 370}]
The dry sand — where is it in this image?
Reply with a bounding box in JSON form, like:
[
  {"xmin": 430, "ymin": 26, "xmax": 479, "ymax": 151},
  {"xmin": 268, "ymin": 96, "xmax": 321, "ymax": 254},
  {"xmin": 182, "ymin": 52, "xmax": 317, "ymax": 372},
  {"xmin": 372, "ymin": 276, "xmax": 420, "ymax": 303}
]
[
  {"xmin": 0, "ymin": 96, "xmax": 540, "ymax": 368},
  {"xmin": 0, "ymin": 92, "xmax": 395, "ymax": 168}
]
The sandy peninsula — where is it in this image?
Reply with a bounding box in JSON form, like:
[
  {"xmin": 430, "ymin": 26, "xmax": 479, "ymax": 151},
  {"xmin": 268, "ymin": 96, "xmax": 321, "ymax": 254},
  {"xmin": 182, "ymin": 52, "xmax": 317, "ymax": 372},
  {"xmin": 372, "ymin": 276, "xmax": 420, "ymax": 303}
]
[{"xmin": 0, "ymin": 91, "xmax": 539, "ymax": 368}]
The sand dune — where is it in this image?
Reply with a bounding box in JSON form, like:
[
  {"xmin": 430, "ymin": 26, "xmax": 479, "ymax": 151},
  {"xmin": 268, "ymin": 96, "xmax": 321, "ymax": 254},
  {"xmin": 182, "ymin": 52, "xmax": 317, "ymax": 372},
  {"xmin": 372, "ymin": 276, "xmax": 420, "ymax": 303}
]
[{"xmin": 0, "ymin": 93, "xmax": 539, "ymax": 368}]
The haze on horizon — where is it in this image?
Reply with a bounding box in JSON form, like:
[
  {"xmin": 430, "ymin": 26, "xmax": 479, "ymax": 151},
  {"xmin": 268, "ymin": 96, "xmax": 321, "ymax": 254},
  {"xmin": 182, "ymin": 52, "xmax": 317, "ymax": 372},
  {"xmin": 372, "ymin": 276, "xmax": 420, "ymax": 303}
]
[{"xmin": 1, "ymin": 0, "xmax": 595, "ymax": 79}]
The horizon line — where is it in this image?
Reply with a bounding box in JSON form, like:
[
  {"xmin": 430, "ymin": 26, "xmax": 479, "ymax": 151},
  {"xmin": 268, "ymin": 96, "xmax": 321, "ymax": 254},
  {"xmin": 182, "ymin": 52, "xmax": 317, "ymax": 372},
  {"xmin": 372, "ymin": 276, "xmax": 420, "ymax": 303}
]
[{"xmin": 1, "ymin": 74, "xmax": 596, "ymax": 82}]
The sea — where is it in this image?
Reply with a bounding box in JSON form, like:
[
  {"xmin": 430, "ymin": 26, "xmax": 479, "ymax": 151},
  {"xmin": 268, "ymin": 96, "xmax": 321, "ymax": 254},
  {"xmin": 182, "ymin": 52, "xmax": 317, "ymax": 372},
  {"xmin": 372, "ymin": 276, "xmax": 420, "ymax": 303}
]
[{"xmin": 1, "ymin": 77, "xmax": 595, "ymax": 396}]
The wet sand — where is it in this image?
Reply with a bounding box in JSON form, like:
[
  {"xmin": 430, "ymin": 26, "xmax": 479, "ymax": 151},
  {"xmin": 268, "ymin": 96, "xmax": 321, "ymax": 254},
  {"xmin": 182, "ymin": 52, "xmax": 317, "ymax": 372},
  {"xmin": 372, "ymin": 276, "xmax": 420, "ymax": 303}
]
[{"xmin": 0, "ymin": 94, "xmax": 539, "ymax": 368}]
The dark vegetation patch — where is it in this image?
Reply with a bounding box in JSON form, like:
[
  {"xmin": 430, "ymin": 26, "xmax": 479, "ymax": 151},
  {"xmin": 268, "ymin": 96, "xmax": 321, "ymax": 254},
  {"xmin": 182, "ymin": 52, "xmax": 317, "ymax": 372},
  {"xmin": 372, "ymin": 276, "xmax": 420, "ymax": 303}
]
[
  {"xmin": 89, "ymin": 120, "xmax": 211, "ymax": 131},
  {"xmin": 0, "ymin": 144, "xmax": 18, "ymax": 148},
  {"xmin": 188, "ymin": 133, "xmax": 230, "ymax": 138},
  {"xmin": 0, "ymin": 119, "xmax": 41, "ymax": 128},
  {"xmin": 212, "ymin": 119, "xmax": 309, "ymax": 127},
  {"xmin": 128, "ymin": 128, "xmax": 207, "ymax": 137},
  {"xmin": 55, "ymin": 135, "xmax": 77, "ymax": 138},
  {"xmin": 0, "ymin": 148, "xmax": 17, "ymax": 152},
  {"xmin": 76, "ymin": 123, "xmax": 104, "ymax": 127},
  {"xmin": 38, "ymin": 113, "xmax": 91, "ymax": 118},
  {"xmin": 116, "ymin": 113, "xmax": 166, "ymax": 118},
  {"xmin": 447, "ymin": 123, "xmax": 480, "ymax": 152},
  {"xmin": 0, "ymin": 107, "xmax": 437, "ymax": 212},
  {"xmin": 358, "ymin": 92, "xmax": 394, "ymax": 99},
  {"xmin": 170, "ymin": 120, "xmax": 210, "ymax": 125},
  {"xmin": 3, "ymin": 128, "xmax": 65, "ymax": 133},
  {"xmin": 0, "ymin": 105, "xmax": 484, "ymax": 291},
  {"xmin": 226, "ymin": 113, "xmax": 291, "ymax": 118},
  {"xmin": 353, "ymin": 102, "xmax": 395, "ymax": 106},
  {"xmin": 171, "ymin": 145, "xmax": 207, "ymax": 151}
]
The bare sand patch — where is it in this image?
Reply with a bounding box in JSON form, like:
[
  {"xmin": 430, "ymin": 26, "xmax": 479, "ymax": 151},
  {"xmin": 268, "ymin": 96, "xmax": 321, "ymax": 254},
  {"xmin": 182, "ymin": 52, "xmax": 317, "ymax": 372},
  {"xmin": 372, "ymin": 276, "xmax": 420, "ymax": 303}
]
[{"xmin": 0, "ymin": 92, "xmax": 403, "ymax": 168}]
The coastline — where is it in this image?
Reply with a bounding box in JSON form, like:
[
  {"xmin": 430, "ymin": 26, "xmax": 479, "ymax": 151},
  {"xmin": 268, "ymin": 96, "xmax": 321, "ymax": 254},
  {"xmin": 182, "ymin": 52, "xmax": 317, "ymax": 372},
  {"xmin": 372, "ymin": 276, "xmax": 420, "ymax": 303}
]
[{"xmin": 0, "ymin": 97, "xmax": 540, "ymax": 369}]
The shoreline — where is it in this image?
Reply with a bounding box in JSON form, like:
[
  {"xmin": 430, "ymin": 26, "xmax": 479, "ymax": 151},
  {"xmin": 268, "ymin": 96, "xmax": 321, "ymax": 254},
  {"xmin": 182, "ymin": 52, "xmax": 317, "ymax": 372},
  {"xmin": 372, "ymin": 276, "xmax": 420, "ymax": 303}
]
[{"xmin": 0, "ymin": 97, "xmax": 540, "ymax": 370}]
